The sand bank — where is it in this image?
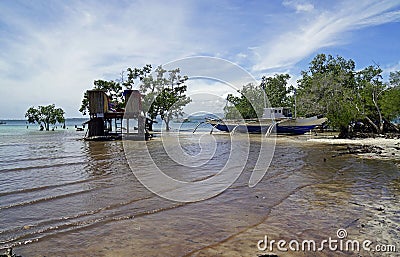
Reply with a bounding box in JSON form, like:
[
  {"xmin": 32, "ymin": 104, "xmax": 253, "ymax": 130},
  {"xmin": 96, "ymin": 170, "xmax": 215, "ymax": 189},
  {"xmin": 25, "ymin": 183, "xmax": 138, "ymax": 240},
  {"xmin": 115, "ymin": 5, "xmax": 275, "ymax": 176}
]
[{"xmin": 307, "ymin": 137, "xmax": 400, "ymax": 161}]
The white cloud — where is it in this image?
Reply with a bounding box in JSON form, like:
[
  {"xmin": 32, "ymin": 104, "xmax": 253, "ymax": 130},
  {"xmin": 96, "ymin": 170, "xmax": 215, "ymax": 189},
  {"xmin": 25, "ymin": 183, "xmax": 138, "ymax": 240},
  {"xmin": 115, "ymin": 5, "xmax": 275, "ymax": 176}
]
[
  {"xmin": 0, "ymin": 0, "xmax": 399, "ymax": 118},
  {"xmin": 253, "ymin": 0, "xmax": 400, "ymax": 72},
  {"xmin": 381, "ymin": 61, "xmax": 400, "ymax": 81},
  {"xmin": 385, "ymin": 62, "xmax": 400, "ymax": 73},
  {"xmin": 0, "ymin": 1, "xmax": 198, "ymax": 118},
  {"xmin": 182, "ymin": 75, "xmax": 240, "ymax": 115},
  {"xmin": 283, "ymin": 0, "xmax": 314, "ymax": 13}
]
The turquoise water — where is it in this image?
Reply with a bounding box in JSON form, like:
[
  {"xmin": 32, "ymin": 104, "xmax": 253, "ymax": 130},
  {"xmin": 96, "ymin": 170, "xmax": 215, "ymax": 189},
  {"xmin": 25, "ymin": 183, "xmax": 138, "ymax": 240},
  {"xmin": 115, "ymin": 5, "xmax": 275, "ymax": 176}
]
[
  {"xmin": 0, "ymin": 118, "xmax": 213, "ymax": 133},
  {"xmin": 0, "ymin": 119, "xmax": 88, "ymax": 134}
]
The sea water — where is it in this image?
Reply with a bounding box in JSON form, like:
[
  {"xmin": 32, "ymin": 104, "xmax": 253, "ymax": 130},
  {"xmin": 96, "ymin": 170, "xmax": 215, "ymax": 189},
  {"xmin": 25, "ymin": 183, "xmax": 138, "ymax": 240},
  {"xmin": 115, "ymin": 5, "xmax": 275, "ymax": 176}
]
[{"xmin": 0, "ymin": 120, "xmax": 399, "ymax": 256}]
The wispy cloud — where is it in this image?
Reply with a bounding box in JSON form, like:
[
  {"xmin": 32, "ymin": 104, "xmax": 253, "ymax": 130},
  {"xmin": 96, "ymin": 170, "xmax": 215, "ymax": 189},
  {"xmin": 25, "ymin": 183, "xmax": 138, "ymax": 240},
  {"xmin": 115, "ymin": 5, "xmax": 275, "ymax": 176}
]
[
  {"xmin": 252, "ymin": 0, "xmax": 400, "ymax": 72},
  {"xmin": 382, "ymin": 61, "xmax": 400, "ymax": 80},
  {"xmin": 0, "ymin": 0, "xmax": 198, "ymax": 117},
  {"xmin": 283, "ymin": 0, "xmax": 314, "ymax": 13},
  {"xmin": 0, "ymin": 0, "xmax": 399, "ymax": 118}
]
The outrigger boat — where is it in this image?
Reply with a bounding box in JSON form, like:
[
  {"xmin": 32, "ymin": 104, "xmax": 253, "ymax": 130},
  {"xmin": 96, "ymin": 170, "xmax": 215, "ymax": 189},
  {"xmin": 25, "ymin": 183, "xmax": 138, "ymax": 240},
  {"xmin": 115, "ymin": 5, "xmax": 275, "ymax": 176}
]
[{"xmin": 205, "ymin": 107, "xmax": 327, "ymax": 135}]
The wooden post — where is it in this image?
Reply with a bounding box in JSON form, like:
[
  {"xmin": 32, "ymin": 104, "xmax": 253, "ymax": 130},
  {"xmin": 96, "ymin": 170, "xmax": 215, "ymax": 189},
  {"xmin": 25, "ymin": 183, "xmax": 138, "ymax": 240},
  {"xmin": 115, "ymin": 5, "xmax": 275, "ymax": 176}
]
[
  {"xmin": 127, "ymin": 118, "xmax": 130, "ymax": 134},
  {"xmin": 88, "ymin": 118, "xmax": 104, "ymax": 137}
]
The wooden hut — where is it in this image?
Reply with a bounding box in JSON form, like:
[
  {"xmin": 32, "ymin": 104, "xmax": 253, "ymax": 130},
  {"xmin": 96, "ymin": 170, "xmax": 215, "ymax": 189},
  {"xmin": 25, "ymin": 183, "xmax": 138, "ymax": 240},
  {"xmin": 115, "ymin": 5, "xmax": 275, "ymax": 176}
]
[{"xmin": 85, "ymin": 89, "xmax": 148, "ymax": 140}]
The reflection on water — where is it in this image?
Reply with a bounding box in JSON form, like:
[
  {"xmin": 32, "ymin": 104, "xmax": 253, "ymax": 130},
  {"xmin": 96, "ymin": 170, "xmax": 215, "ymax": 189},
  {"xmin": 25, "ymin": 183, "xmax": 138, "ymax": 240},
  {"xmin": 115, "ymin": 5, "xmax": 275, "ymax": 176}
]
[{"xmin": 0, "ymin": 129, "xmax": 398, "ymax": 256}]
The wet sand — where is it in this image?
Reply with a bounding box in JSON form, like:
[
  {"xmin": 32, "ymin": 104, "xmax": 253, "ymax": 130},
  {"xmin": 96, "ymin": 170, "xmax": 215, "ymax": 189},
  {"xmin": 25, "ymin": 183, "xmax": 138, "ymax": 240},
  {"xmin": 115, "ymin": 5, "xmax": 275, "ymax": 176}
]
[
  {"xmin": 191, "ymin": 137, "xmax": 400, "ymax": 257},
  {"xmin": 7, "ymin": 135, "xmax": 400, "ymax": 256}
]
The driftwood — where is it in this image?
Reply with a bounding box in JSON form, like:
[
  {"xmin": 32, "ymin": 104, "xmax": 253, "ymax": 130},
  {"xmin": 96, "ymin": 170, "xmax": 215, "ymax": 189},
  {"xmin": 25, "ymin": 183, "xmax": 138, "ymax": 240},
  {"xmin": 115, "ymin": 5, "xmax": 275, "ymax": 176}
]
[{"xmin": 339, "ymin": 118, "xmax": 400, "ymax": 138}]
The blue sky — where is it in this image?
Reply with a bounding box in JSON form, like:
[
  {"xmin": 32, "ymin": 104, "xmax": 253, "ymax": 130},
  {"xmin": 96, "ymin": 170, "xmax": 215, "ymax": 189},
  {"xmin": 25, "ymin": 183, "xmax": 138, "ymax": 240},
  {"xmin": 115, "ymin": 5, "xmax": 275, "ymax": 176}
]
[{"xmin": 0, "ymin": 0, "xmax": 400, "ymax": 118}]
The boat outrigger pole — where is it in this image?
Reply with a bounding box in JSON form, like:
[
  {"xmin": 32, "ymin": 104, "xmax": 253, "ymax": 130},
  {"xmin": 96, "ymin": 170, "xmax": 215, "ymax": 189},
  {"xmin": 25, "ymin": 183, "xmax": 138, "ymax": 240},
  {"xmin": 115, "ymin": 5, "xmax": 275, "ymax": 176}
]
[
  {"xmin": 230, "ymin": 124, "xmax": 240, "ymax": 135},
  {"xmin": 192, "ymin": 121, "xmax": 205, "ymax": 133},
  {"xmin": 210, "ymin": 124, "xmax": 219, "ymax": 134}
]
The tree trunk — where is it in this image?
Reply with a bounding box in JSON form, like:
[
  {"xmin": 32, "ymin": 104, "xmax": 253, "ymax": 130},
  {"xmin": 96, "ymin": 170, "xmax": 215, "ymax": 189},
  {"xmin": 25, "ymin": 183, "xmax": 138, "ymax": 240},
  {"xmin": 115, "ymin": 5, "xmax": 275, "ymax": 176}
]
[
  {"xmin": 45, "ymin": 122, "xmax": 50, "ymax": 131},
  {"xmin": 338, "ymin": 125, "xmax": 350, "ymax": 138},
  {"xmin": 364, "ymin": 115, "xmax": 380, "ymax": 134},
  {"xmin": 165, "ymin": 118, "xmax": 170, "ymax": 131},
  {"xmin": 147, "ymin": 120, "xmax": 153, "ymax": 131},
  {"xmin": 372, "ymin": 93, "xmax": 383, "ymax": 133}
]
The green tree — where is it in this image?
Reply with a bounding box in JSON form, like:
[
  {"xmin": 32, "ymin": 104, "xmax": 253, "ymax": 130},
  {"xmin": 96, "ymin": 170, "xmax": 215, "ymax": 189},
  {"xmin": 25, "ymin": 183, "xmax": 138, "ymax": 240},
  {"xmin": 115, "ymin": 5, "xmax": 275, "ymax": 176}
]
[
  {"xmin": 123, "ymin": 64, "xmax": 152, "ymax": 89},
  {"xmin": 79, "ymin": 64, "xmax": 153, "ymax": 115},
  {"xmin": 381, "ymin": 71, "xmax": 400, "ymax": 121},
  {"xmin": 224, "ymin": 83, "xmax": 265, "ymax": 119},
  {"xmin": 78, "ymin": 64, "xmax": 191, "ymax": 131},
  {"xmin": 79, "ymin": 80, "xmax": 123, "ymax": 115},
  {"xmin": 140, "ymin": 66, "xmax": 191, "ymax": 131},
  {"xmin": 261, "ymin": 74, "xmax": 294, "ymax": 108},
  {"xmin": 389, "ymin": 71, "xmax": 400, "ymax": 86},
  {"xmin": 296, "ymin": 54, "xmax": 359, "ymax": 136},
  {"xmin": 140, "ymin": 65, "xmax": 167, "ymax": 124},
  {"xmin": 25, "ymin": 104, "xmax": 65, "ymax": 131},
  {"xmin": 355, "ymin": 65, "xmax": 386, "ymax": 133},
  {"xmin": 297, "ymin": 54, "xmax": 400, "ymax": 136},
  {"xmin": 224, "ymin": 74, "xmax": 294, "ymax": 119}
]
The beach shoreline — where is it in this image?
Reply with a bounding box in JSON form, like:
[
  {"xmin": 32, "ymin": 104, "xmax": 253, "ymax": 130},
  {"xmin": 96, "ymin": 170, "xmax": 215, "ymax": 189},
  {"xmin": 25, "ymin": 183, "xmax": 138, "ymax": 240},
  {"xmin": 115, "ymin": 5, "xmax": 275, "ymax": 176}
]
[{"xmin": 306, "ymin": 135, "xmax": 400, "ymax": 161}]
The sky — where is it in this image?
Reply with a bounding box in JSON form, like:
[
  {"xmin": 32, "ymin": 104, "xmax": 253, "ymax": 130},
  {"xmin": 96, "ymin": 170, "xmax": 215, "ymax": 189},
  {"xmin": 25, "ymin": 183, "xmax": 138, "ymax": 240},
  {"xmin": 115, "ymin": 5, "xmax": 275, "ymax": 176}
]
[{"xmin": 0, "ymin": 0, "xmax": 400, "ymax": 119}]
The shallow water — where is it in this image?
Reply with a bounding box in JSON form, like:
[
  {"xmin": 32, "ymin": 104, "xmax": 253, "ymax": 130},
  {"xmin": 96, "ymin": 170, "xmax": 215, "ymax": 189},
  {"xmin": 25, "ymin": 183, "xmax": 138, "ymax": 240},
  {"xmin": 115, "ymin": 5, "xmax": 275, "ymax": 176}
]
[{"xmin": 0, "ymin": 123, "xmax": 399, "ymax": 256}]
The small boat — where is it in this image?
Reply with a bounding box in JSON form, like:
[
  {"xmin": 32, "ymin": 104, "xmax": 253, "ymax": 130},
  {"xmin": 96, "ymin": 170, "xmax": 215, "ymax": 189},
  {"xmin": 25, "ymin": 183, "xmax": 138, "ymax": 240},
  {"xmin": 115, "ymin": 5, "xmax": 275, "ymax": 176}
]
[
  {"xmin": 75, "ymin": 125, "xmax": 85, "ymax": 131},
  {"xmin": 206, "ymin": 107, "xmax": 327, "ymax": 135},
  {"xmin": 0, "ymin": 121, "xmax": 6, "ymax": 125},
  {"xmin": 173, "ymin": 118, "xmax": 190, "ymax": 123},
  {"xmin": 206, "ymin": 119, "xmax": 272, "ymax": 133}
]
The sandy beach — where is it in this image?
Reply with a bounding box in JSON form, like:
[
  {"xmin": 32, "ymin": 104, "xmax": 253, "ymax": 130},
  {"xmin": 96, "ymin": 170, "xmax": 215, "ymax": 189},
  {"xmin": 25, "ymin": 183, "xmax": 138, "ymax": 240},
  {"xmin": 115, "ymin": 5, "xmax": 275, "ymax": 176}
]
[{"xmin": 308, "ymin": 136, "xmax": 400, "ymax": 161}]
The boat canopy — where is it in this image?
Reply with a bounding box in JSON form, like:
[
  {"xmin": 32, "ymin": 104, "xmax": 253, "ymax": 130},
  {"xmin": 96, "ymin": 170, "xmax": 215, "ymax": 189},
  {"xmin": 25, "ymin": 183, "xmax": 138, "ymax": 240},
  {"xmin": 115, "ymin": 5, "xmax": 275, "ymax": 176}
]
[{"xmin": 262, "ymin": 107, "xmax": 292, "ymax": 119}]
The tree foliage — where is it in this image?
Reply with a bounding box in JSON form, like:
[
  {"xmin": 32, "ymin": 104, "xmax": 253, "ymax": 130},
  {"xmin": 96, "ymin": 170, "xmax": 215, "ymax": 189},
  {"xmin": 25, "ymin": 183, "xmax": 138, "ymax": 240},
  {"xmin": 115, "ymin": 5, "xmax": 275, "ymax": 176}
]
[
  {"xmin": 296, "ymin": 54, "xmax": 361, "ymax": 136},
  {"xmin": 261, "ymin": 74, "xmax": 294, "ymax": 108},
  {"xmin": 224, "ymin": 74, "xmax": 293, "ymax": 119},
  {"xmin": 297, "ymin": 53, "xmax": 400, "ymax": 136},
  {"xmin": 79, "ymin": 80, "xmax": 123, "ymax": 115},
  {"xmin": 123, "ymin": 64, "xmax": 152, "ymax": 89},
  {"xmin": 224, "ymin": 83, "xmax": 265, "ymax": 119},
  {"xmin": 355, "ymin": 65, "xmax": 386, "ymax": 133},
  {"xmin": 79, "ymin": 65, "xmax": 152, "ymax": 115},
  {"xmin": 79, "ymin": 64, "xmax": 191, "ymax": 131},
  {"xmin": 25, "ymin": 104, "xmax": 65, "ymax": 131},
  {"xmin": 381, "ymin": 71, "xmax": 400, "ymax": 121},
  {"xmin": 139, "ymin": 66, "xmax": 191, "ymax": 131}
]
